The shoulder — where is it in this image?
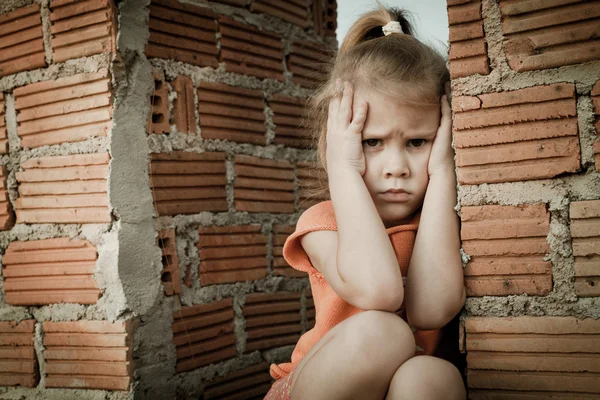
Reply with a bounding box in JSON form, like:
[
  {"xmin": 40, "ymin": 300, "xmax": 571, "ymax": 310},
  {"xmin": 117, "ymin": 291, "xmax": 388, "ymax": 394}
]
[
  {"xmin": 296, "ymin": 200, "xmax": 337, "ymax": 232},
  {"xmin": 282, "ymin": 201, "xmax": 337, "ymax": 276}
]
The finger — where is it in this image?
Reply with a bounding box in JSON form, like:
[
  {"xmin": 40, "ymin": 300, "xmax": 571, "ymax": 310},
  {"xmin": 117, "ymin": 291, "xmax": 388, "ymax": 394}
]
[
  {"xmin": 348, "ymin": 101, "xmax": 368, "ymax": 135},
  {"xmin": 327, "ymin": 98, "xmax": 335, "ymax": 133},
  {"xmin": 337, "ymin": 81, "xmax": 353, "ymax": 128},
  {"xmin": 327, "ymin": 79, "xmax": 342, "ymax": 133},
  {"xmin": 436, "ymin": 95, "xmax": 452, "ymax": 142},
  {"xmin": 329, "ymin": 79, "xmax": 342, "ymax": 116}
]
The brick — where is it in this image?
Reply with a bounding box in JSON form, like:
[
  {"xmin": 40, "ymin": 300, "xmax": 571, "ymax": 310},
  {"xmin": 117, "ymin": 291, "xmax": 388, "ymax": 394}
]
[
  {"xmin": 461, "ymin": 204, "xmax": 552, "ymax": 296},
  {"xmin": 197, "ymin": 82, "xmax": 266, "ymax": 145},
  {"xmin": 448, "ymin": 0, "xmax": 481, "ymax": 25},
  {"xmin": 49, "ymin": 0, "xmax": 115, "ymax": 62},
  {"xmin": 272, "ymin": 224, "xmax": 305, "ymax": 278},
  {"xmin": 212, "ymin": 0, "xmax": 246, "ymax": 5},
  {"xmin": 15, "ymin": 153, "xmax": 111, "ymax": 224},
  {"xmin": 42, "ymin": 319, "xmax": 131, "ymax": 390},
  {"xmin": 219, "ymin": 16, "xmax": 284, "ymax": 80},
  {"xmin": 499, "ymin": 0, "xmax": 583, "ymax": 16},
  {"xmin": 297, "ymin": 160, "xmax": 328, "ymax": 210},
  {"xmin": 452, "ymin": 95, "xmax": 481, "ymax": 112},
  {"xmin": 157, "ymin": 229, "xmax": 182, "ymax": 296},
  {"xmin": 0, "ymin": 4, "xmax": 46, "ymax": 78},
  {"xmin": 449, "ymin": 55, "xmax": 490, "ymax": 79},
  {"xmin": 149, "ymin": 70, "xmax": 170, "ymax": 134},
  {"xmin": 449, "ymin": 20, "xmax": 484, "ymax": 43},
  {"xmin": 204, "ymin": 362, "xmax": 272, "ymax": 400},
  {"xmin": 146, "ymin": 0, "xmax": 218, "ymax": 67},
  {"xmin": 3, "ymin": 238, "xmax": 100, "ymax": 305},
  {"xmin": 447, "ymin": 0, "xmax": 490, "ymax": 79},
  {"xmin": 324, "ymin": 0, "xmax": 337, "ymax": 37},
  {"xmin": 465, "ymin": 316, "xmax": 600, "ymax": 396},
  {"xmin": 0, "ymin": 94, "xmax": 7, "ymax": 154},
  {"xmin": 456, "ymin": 137, "xmax": 579, "ymax": 167},
  {"xmin": 250, "ymin": 0, "xmax": 310, "ymax": 28},
  {"xmin": 14, "ymin": 70, "xmax": 112, "ymax": 148},
  {"xmin": 172, "ymin": 299, "xmax": 235, "ymax": 372},
  {"xmin": 0, "ymin": 320, "xmax": 37, "ymax": 387},
  {"xmin": 570, "ymin": 200, "xmax": 600, "ymax": 297},
  {"xmin": 197, "ymin": 225, "xmax": 268, "ymax": 285},
  {"xmin": 270, "ymin": 94, "xmax": 311, "ymax": 148},
  {"xmin": 149, "ymin": 151, "xmax": 227, "ymax": 215},
  {"xmin": 312, "ymin": 0, "xmax": 325, "ymax": 36},
  {"xmin": 289, "ymin": 40, "xmax": 332, "ymax": 88},
  {"xmin": 449, "ymin": 37, "xmax": 486, "ymax": 60},
  {"xmin": 595, "ymin": 139, "xmax": 600, "ymax": 172},
  {"xmin": 234, "ymin": 155, "xmax": 295, "ymax": 213},
  {"xmin": 0, "ymin": 166, "xmax": 14, "ymax": 230},
  {"xmin": 501, "ymin": 1, "xmax": 600, "ymax": 72},
  {"xmin": 454, "ymin": 84, "xmax": 580, "ymax": 185},
  {"xmin": 592, "ymin": 80, "xmax": 600, "ymax": 97},
  {"xmin": 172, "ymin": 75, "xmax": 196, "ymax": 134},
  {"xmin": 243, "ymin": 292, "xmax": 302, "ymax": 352}
]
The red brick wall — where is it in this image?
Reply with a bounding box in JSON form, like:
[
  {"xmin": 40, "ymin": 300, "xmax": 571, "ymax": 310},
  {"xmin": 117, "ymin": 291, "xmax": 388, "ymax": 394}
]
[
  {"xmin": 142, "ymin": 0, "xmax": 335, "ymax": 397},
  {"xmin": 448, "ymin": 0, "xmax": 600, "ymax": 397}
]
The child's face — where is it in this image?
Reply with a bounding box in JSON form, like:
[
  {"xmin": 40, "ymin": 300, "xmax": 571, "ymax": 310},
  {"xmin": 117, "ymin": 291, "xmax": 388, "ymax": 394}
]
[{"xmin": 354, "ymin": 87, "xmax": 440, "ymax": 227}]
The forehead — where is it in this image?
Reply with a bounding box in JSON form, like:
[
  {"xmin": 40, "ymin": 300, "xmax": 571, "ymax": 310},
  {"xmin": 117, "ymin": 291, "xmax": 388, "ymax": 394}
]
[{"xmin": 354, "ymin": 87, "xmax": 440, "ymax": 133}]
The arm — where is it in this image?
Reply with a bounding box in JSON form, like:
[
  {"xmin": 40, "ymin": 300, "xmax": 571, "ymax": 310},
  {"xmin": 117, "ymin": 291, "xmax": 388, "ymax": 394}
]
[
  {"xmin": 405, "ymin": 94, "xmax": 466, "ymax": 330},
  {"xmin": 329, "ymin": 169, "xmax": 404, "ymax": 311},
  {"xmin": 302, "ymin": 80, "xmax": 404, "ymax": 312}
]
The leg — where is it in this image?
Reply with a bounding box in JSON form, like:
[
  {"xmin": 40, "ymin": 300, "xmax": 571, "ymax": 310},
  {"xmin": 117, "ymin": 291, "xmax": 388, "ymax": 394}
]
[
  {"xmin": 385, "ymin": 355, "xmax": 466, "ymax": 400},
  {"xmin": 290, "ymin": 310, "xmax": 416, "ymax": 400}
]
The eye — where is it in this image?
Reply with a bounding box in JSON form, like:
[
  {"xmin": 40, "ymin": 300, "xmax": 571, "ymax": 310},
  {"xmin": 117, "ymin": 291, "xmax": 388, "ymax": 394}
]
[
  {"xmin": 362, "ymin": 139, "xmax": 381, "ymax": 147},
  {"xmin": 408, "ymin": 139, "xmax": 426, "ymax": 148}
]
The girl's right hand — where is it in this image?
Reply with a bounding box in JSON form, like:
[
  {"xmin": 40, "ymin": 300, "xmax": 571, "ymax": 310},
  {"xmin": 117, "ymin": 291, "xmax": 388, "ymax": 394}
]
[{"xmin": 326, "ymin": 80, "xmax": 369, "ymax": 176}]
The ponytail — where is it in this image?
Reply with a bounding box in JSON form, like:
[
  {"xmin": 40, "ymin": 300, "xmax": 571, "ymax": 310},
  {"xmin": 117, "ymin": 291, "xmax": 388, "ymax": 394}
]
[{"xmin": 339, "ymin": 5, "xmax": 415, "ymax": 54}]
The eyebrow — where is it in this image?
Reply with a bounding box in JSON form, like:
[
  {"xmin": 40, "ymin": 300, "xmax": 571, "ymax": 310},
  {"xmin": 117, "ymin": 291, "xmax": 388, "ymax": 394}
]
[{"xmin": 363, "ymin": 130, "xmax": 437, "ymax": 138}]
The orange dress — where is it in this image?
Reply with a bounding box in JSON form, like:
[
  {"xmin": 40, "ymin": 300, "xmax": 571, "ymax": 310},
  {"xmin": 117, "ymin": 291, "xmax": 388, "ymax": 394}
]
[{"xmin": 269, "ymin": 200, "xmax": 442, "ymax": 381}]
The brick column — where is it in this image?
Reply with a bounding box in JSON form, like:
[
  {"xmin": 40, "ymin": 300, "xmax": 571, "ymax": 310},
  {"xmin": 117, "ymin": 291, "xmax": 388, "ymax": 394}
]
[{"xmin": 447, "ymin": 0, "xmax": 600, "ymax": 398}]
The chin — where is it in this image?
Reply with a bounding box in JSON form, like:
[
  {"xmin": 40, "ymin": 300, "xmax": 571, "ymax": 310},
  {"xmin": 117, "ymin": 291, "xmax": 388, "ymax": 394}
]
[{"xmin": 378, "ymin": 203, "xmax": 417, "ymax": 226}]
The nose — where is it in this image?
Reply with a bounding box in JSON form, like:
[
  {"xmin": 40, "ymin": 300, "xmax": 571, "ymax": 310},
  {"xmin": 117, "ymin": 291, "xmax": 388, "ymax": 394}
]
[{"xmin": 383, "ymin": 150, "xmax": 410, "ymax": 178}]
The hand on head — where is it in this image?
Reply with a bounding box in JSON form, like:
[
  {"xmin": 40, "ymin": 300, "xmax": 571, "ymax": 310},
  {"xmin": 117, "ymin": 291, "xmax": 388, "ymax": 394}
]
[
  {"xmin": 426, "ymin": 88, "xmax": 455, "ymax": 178},
  {"xmin": 326, "ymin": 79, "xmax": 368, "ymax": 176}
]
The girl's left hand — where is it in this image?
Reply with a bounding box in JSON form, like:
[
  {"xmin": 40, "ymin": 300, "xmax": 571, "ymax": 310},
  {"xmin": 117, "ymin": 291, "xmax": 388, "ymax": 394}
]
[{"xmin": 427, "ymin": 87, "xmax": 455, "ymax": 177}]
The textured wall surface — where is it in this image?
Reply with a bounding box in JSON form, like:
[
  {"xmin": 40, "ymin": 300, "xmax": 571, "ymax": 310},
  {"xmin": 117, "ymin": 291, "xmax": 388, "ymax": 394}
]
[
  {"xmin": 448, "ymin": 0, "xmax": 600, "ymax": 398},
  {"xmin": 0, "ymin": 0, "xmax": 334, "ymax": 398}
]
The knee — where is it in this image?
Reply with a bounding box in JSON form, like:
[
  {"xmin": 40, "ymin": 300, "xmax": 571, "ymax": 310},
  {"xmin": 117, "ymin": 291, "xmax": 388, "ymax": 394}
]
[
  {"xmin": 344, "ymin": 310, "xmax": 416, "ymax": 366},
  {"xmin": 388, "ymin": 356, "xmax": 466, "ymax": 400}
]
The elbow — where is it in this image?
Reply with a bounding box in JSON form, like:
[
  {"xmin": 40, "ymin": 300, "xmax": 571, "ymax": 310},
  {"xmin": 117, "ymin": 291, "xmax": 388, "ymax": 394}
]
[{"xmin": 407, "ymin": 288, "xmax": 466, "ymax": 330}]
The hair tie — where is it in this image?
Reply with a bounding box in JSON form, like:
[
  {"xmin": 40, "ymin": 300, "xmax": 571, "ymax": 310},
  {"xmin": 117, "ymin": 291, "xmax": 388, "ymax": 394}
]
[{"xmin": 382, "ymin": 20, "xmax": 403, "ymax": 36}]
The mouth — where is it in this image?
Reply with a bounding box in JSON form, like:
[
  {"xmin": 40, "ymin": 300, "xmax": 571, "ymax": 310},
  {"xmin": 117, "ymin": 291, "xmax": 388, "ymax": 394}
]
[
  {"xmin": 383, "ymin": 189, "xmax": 408, "ymax": 194},
  {"xmin": 380, "ymin": 189, "xmax": 411, "ymax": 202}
]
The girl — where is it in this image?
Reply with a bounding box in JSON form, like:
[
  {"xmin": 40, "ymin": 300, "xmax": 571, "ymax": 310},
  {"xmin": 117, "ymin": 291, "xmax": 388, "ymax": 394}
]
[{"xmin": 265, "ymin": 4, "xmax": 466, "ymax": 400}]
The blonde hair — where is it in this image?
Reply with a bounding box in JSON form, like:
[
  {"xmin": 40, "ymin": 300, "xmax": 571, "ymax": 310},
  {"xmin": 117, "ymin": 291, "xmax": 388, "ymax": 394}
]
[{"xmin": 301, "ymin": 2, "xmax": 449, "ymax": 201}]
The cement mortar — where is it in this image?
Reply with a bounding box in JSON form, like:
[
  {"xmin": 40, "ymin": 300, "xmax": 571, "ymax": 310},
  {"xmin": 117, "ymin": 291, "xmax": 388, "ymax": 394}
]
[
  {"xmin": 458, "ymin": 174, "xmax": 600, "ymax": 208},
  {"xmin": 40, "ymin": 0, "xmax": 52, "ymax": 65},
  {"xmin": 132, "ymin": 299, "xmax": 177, "ymax": 400},
  {"xmin": 147, "ymin": 132, "xmax": 311, "ymax": 164},
  {"xmin": 0, "ymin": 54, "xmax": 111, "ymax": 93},
  {"xmin": 0, "ymin": 0, "xmax": 34, "ymax": 15},
  {"xmin": 577, "ymin": 96, "xmax": 598, "ymax": 168},
  {"xmin": 175, "ymin": 353, "xmax": 262, "ymax": 400}
]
